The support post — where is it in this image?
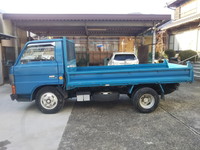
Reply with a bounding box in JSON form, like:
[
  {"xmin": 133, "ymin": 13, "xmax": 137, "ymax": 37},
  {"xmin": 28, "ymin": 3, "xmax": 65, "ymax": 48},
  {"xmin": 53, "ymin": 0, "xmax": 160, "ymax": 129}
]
[
  {"xmin": 142, "ymin": 35, "xmax": 145, "ymax": 45},
  {"xmin": 86, "ymin": 36, "xmax": 89, "ymax": 66},
  {"xmin": 134, "ymin": 36, "xmax": 137, "ymax": 55},
  {"xmin": 28, "ymin": 30, "xmax": 31, "ymax": 41},
  {"xmin": 196, "ymin": 28, "xmax": 199, "ymax": 51},
  {"xmin": 13, "ymin": 25, "xmax": 19, "ymax": 59},
  {"xmin": 0, "ymin": 41, "xmax": 4, "ymax": 85},
  {"xmin": 152, "ymin": 27, "xmax": 156, "ymax": 64}
]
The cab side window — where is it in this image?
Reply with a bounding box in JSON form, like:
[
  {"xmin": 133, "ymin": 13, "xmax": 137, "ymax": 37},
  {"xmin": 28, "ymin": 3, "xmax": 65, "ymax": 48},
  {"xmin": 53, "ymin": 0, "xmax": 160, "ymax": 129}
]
[{"xmin": 20, "ymin": 44, "xmax": 55, "ymax": 64}]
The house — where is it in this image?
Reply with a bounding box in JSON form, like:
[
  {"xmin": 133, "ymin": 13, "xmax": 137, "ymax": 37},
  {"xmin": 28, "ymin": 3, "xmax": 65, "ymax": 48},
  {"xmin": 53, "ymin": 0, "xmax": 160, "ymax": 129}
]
[{"xmin": 161, "ymin": 0, "xmax": 200, "ymax": 52}]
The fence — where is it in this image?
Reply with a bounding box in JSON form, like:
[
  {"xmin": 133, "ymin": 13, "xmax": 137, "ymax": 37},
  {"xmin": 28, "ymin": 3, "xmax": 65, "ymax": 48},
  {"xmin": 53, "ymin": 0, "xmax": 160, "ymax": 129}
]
[{"xmin": 76, "ymin": 51, "xmax": 114, "ymax": 66}]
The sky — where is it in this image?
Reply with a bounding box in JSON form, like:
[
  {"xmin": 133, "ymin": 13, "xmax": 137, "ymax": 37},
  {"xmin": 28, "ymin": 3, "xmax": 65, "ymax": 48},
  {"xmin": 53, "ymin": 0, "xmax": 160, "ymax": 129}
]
[{"xmin": 0, "ymin": 0, "xmax": 172, "ymax": 14}]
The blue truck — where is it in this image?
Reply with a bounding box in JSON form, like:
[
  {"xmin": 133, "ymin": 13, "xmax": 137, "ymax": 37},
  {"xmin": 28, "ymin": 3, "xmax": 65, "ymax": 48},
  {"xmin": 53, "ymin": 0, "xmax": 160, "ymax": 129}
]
[{"xmin": 10, "ymin": 38, "xmax": 194, "ymax": 114}]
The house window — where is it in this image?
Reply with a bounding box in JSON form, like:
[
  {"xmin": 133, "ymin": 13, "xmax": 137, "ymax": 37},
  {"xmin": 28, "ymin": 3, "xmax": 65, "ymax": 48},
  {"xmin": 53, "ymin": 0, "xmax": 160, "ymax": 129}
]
[
  {"xmin": 174, "ymin": 7, "xmax": 181, "ymax": 20},
  {"xmin": 89, "ymin": 37, "xmax": 119, "ymax": 52},
  {"xmin": 169, "ymin": 35, "xmax": 175, "ymax": 50}
]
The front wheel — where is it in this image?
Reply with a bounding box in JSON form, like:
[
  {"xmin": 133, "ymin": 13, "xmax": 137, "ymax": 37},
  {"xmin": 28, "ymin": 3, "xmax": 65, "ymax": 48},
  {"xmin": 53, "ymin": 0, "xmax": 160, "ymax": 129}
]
[
  {"xmin": 131, "ymin": 87, "xmax": 159, "ymax": 113},
  {"xmin": 35, "ymin": 86, "xmax": 64, "ymax": 114}
]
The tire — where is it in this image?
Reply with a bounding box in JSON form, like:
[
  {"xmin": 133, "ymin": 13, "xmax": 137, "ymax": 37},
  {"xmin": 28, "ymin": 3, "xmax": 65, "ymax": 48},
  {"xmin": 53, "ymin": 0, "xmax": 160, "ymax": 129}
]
[
  {"xmin": 131, "ymin": 87, "xmax": 159, "ymax": 113},
  {"xmin": 35, "ymin": 86, "xmax": 64, "ymax": 114}
]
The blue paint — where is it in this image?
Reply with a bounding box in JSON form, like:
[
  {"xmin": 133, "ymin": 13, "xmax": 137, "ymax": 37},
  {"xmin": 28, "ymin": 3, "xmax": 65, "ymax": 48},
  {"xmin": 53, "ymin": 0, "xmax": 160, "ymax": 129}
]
[{"xmin": 10, "ymin": 38, "xmax": 194, "ymax": 101}]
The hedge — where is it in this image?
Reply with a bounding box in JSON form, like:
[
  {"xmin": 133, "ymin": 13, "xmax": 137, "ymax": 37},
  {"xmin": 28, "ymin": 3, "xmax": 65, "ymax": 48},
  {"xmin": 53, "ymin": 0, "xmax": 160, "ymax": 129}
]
[
  {"xmin": 165, "ymin": 50, "xmax": 175, "ymax": 58},
  {"xmin": 179, "ymin": 50, "xmax": 198, "ymax": 61}
]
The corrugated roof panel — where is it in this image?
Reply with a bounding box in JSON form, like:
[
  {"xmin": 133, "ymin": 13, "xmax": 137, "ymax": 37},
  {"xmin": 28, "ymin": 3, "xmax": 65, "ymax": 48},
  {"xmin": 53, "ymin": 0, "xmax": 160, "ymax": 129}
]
[{"xmin": 3, "ymin": 14, "xmax": 171, "ymax": 21}]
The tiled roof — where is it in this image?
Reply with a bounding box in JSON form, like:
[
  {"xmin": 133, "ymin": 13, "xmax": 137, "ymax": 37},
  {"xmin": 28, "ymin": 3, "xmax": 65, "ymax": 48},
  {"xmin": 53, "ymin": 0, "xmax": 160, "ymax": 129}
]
[
  {"xmin": 0, "ymin": 33, "xmax": 15, "ymax": 39},
  {"xmin": 167, "ymin": 0, "xmax": 188, "ymax": 8}
]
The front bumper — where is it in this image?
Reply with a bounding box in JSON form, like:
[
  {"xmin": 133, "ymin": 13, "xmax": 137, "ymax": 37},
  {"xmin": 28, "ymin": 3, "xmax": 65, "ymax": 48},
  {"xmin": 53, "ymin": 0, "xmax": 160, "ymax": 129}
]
[
  {"xmin": 10, "ymin": 94, "xmax": 18, "ymax": 100},
  {"xmin": 10, "ymin": 94, "xmax": 32, "ymax": 102}
]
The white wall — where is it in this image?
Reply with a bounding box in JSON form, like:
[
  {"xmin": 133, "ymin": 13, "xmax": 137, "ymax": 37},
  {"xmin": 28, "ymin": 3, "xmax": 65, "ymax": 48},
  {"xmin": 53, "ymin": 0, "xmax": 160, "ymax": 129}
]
[
  {"xmin": 197, "ymin": 0, "xmax": 200, "ymax": 13},
  {"xmin": 173, "ymin": 29, "xmax": 199, "ymax": 51}
]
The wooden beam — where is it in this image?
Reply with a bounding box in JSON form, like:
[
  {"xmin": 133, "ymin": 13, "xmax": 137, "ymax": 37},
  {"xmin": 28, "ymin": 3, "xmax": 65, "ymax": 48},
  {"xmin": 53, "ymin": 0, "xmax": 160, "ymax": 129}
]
[{"xmin": 14, "ymin": 20, "xmax": 156, "ymax": 27}]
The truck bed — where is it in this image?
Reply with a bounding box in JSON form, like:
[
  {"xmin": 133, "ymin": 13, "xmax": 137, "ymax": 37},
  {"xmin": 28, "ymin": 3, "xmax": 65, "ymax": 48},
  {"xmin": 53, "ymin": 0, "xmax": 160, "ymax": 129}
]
[{"xmin": 66, "ymin": 60, "xmax": 193, "ymax": 89}]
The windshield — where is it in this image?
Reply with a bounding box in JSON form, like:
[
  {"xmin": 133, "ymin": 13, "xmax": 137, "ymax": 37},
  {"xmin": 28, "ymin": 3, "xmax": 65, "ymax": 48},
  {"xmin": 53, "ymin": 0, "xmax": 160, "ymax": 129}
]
[
  {"xmin": 20, "ymin": 43, "xmax": 55, "ymax": 64},
  {"xmin": 114, "ymin": 54, "xmax": 136, "ymax": 61}
]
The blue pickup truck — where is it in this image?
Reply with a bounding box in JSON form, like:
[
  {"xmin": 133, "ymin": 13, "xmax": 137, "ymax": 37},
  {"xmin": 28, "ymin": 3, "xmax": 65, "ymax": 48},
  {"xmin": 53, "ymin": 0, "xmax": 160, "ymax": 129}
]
[{"xmin": 10, "ymin": 38, "xmax": 194, "ymax": 114}]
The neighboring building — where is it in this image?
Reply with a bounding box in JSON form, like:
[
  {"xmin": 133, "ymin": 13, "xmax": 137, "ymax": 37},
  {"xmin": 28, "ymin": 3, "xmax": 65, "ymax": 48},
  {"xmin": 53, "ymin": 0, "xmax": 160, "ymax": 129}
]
[{"xmin": 161, "ymin": 0, "xmax": 200, "ymax": 52}]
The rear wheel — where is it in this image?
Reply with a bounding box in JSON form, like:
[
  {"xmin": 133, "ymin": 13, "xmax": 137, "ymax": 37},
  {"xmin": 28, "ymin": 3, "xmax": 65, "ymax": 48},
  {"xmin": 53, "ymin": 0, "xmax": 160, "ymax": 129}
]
[
  {"xmin": 35, "ymin": 86, "xmax": 64, "ymax": 114},
  {"xmin": 132, "ymin": 87, "xmax": 159, "ymax": 113}
]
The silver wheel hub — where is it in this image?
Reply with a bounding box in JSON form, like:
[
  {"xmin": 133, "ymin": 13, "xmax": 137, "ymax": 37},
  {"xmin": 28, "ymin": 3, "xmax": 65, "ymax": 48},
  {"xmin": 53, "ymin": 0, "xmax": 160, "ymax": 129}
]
[
  {"xmin": 40, "ymin": 92, "xmax": 58, "ymax": 110},
  {"xmin": 139, "ymin": 94, "xmax": 155, "ymax": 109}
]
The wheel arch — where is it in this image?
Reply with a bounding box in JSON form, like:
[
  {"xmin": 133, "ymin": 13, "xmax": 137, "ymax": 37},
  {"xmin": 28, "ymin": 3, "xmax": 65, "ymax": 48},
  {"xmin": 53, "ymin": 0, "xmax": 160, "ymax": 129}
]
[
  {"xmin": 130, "ymin": 83, "xmax": 179, "ymax": 96},
  {"xmin": 31, "ymin": 85, "xmax": 58, "ymax": 101},
  {"xmin": 131, "ymin": 84, "xmax": 161, "ymax": 96}
]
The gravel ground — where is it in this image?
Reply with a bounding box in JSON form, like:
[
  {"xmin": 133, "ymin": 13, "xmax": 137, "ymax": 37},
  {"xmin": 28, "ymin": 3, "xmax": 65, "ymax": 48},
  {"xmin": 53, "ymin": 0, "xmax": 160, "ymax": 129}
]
[{"xmin": 58, "ymin": 81, "xmax": 200, "ymax": 150}]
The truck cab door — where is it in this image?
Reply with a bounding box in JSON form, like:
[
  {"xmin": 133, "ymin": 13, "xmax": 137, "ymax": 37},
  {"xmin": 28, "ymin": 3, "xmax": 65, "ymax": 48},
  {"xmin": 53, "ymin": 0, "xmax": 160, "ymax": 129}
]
[{"xmin": 13, "ymin": 42, "xmax": 59, "ymax": 96}]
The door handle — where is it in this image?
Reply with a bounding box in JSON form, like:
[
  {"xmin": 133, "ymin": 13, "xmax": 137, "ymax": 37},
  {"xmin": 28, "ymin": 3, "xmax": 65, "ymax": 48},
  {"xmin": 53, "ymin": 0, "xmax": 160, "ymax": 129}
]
[{"xmin": 49, "ymin": 75, "xmax": 57, "ymax": 79}]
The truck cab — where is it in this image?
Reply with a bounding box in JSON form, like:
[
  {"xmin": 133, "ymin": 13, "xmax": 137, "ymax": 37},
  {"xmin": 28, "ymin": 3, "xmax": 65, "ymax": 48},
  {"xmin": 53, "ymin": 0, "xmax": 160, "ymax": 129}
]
[{"xmin": 10, "ymin": 38, "xmax": 73, "ymax": 100}]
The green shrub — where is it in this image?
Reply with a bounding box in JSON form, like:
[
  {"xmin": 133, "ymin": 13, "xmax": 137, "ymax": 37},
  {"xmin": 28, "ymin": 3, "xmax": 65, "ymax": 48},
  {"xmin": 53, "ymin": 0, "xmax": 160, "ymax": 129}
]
[
  {"xmin": 165, "ymin": 50, "xmax": 175, "ymax": 58},
  {"xmin": 148, "ymin": 52, "xmax": 159, "ymax": 60},
  {"xmin": 179, "ymin": 50, "xmax": 198, "ymax": 61}
]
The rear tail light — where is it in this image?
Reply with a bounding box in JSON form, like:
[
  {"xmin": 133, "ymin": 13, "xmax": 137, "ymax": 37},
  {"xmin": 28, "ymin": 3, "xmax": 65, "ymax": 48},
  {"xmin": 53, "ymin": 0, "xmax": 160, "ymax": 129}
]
[{"xmin": 11, "ymin": 85, "xmax": 16, "ymax": 94}]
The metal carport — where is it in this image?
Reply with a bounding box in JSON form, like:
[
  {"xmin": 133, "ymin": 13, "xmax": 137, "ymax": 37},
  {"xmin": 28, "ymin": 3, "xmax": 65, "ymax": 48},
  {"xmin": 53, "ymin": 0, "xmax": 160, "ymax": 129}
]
[
  {"xmin": 3, "ymin": 13, "xmax": 171, "ymax": 64},
  {"xmin": 3, "ymin": 14, "xmax": 170, "ymax": 36}
]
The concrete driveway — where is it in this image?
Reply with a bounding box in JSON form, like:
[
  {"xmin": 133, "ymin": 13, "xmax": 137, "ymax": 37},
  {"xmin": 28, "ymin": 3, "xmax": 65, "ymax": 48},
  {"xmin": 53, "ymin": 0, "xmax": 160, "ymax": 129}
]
[
  {"xmin": 1, "ymin": 82, "xmax": 200, "ymax": 150},
  {"xmin": 0, "ymin": 84, "xmax": 74, "ymax": 150}
]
